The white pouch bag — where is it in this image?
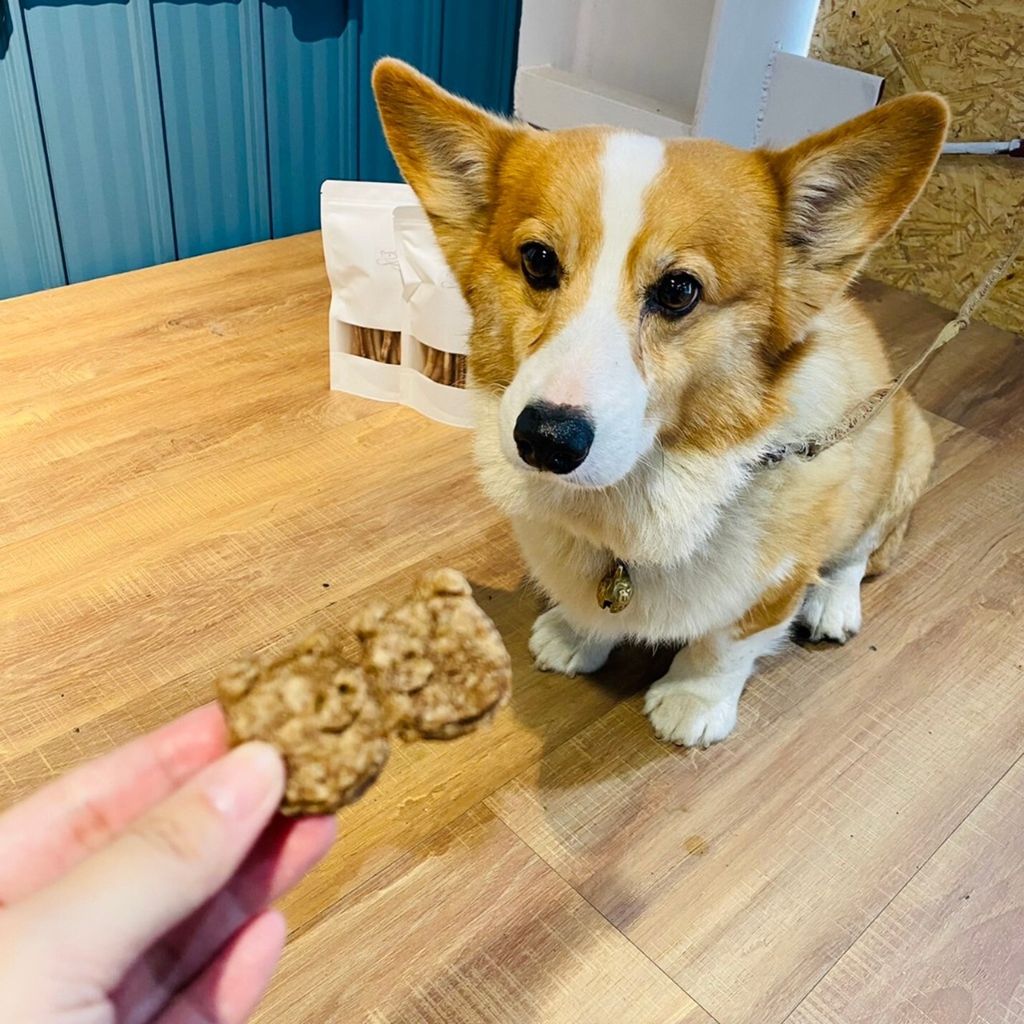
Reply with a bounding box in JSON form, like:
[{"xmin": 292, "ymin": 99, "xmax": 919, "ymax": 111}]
[
  {"xmin": 393, "ymin": 205, "xmax": 473, "ymax": 428},
  {"xmin": 321, "ymin": 180, "xmax": 414, "ymax": 402}
]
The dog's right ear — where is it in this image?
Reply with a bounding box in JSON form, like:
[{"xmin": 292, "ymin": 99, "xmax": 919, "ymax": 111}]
[{"xmin": 373, "ymin": 59, "xmax": 520, "ymax": 241}]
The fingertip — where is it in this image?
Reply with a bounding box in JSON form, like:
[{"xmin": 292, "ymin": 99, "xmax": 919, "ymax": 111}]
[
  {"xmin": 291, "ymin": 814, "xmax": 338, "ymax": 869},
  {"xmin": 234, "ymin": 740, "xmax": 285, "ymax": 777},
  {"xmin": 250, "ymin": 907, "xmax": 288, "ymax": 953},
  {"xmin": 267, "ymin": 813, "xmax": 338, "ymax": 875},
  {"xmin": 293, "ymin": 813, "xmax": 339, "ymax": 850},
  {"xmin": 232, "ymin": 813, "xmax": 337, "ymax": 912},
  {"xmin": 232, "ymin": 909, "xmax": 287, "ymax": 992},
  {"xmin": 151, "ymin": 703, "xmax": 232, "ymax": 770},
  {"xmin": 204, "ymin": 742, "xmax": 285, "ymax": 820},
  {"xmin": 246, "ymin": 742, "xmax": 287, "ymax": 801},
  {"xmin": 173, "ymin": 702, "xmax": 230, "ymax": 743},
  {"xmin": 229, "ymin": 910, "xmax": 288, "ymax": 1010}
]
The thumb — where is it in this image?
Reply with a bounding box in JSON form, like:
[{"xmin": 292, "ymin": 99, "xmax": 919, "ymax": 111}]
[{"xmin": 24, "ymin": 741, "xmax": 284, "ymax": 992}]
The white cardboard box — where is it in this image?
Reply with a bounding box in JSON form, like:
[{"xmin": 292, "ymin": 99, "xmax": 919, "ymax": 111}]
[{"xmin": 515, "ymin": 0, "xmax": 882, "ymax": 148}]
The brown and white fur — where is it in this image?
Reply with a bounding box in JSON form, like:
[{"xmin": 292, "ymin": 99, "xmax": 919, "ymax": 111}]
[{"xmin": 373, "ymin": 60, "xmax": 949, "ymax": 747}]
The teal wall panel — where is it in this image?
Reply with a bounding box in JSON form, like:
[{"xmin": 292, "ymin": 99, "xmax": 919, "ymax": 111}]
[
  {"xmin": 0, "ymin": 0, "xmax": 65, "ymax": 299},
  {"xmin": 0, "ymin": 0, "xmax": 520, "ymax": 301},
  {"xmin": 152, "ymin": 0, "xmax": 270, "ymax": 258},
  {"xmin": 22, "ymin": 0, "xmax": 175, "ymax": 284},
  {"xmin": 439, "ymin": 0, "xmax": 519, "ymax": 113},
  {"xmin": 262, "ymin": 0, "xmax": 358, "ymax": 238},
  {"xmin": 356, "ymin": 0, "xmax": 442, "ymax": 183}
]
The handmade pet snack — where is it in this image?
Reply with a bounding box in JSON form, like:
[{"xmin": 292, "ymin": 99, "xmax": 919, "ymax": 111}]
[
  {"xmin": 215, "ymin": 569, "xmax": 511, "ymax": 815},
  {"xmin": 321, "ymin": 179, "xmax": 413, "ymax": 403},
  {"xmin": 352, "ymin": 568, "xmax": 511, "ymax": 740},
  {"xmin": 393, "ymin": 205, "xmax": 471, "ymax": 391}
]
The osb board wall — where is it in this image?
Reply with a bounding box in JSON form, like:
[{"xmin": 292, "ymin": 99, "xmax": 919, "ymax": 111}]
[{"xmin": 811, "ymin": 0, "xmax": 1024, "ymax": 334}]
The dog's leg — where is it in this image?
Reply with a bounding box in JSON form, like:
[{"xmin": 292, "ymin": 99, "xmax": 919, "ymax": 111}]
[
  {"xmin": 799, "ymin": 556, "xmax": 868, "ymax": 644},
  {"xmin": 644, "ymin": 578, "xmax": 804, "ymax": 747},
  {"xmin": 867, "ymin": 396, "xmax": 935, "ymax": 577},
  {"xmin": 529, "ymin": 606, "xmax": 616, "ymax": 677}
]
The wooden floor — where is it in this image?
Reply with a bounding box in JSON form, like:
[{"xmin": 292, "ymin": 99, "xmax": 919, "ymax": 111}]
[{"xmin": 2, "ymin": 233, "xmax": 1023, "ymax": 1024}]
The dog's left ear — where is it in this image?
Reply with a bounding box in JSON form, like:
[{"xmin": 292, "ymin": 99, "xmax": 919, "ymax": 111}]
[
  {"xmin": 373, "ymin": 59, "xmax": 522, "ymax": 256},
  {"xmin": 767, "ymin": 92, "xmax": 949, "ymax": 342}
]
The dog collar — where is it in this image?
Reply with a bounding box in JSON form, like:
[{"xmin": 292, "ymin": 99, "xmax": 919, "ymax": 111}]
[{"xmin": 597, "ymin": 558, "xmax": 633, "ymax": 613}]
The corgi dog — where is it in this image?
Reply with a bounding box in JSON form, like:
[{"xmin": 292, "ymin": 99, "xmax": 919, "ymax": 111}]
[{"xmin": 373, "ymin": 59, "xmax": 949, "ymax": 748}]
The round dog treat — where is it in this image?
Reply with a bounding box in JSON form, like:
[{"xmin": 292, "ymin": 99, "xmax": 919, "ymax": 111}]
[
  {"xmin": 216, "ymin": 632, "xmax": 390, "ymax": 816},
  {"xmin": 351, "ymin": 568, "xmax": 512, "ymax": 740},
  {"xmin": 215, "ymin": 569, "xmax": 512, "ymax": 816}
]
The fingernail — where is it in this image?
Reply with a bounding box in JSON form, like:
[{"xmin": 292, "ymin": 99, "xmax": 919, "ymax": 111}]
[{"xmin": 204, "ymin": 742, "xmax": 284, "ymax": 819}]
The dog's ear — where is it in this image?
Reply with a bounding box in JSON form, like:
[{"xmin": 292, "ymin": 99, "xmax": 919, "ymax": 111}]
[
  {"xmin": 373, "ymin": 59, "xmax": 520, "ymax": 244},
  {"xmin": 767, "ymin": 93, "xmax": 949, "ymax": 342}
]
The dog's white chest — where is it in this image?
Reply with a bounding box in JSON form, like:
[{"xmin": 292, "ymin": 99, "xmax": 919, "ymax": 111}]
[{"xmin": 511, "ymin": 509, "xmax": 772, "ymax": 644}]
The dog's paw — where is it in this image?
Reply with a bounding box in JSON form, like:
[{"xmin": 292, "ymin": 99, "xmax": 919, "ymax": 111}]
[
  {"xmin": 529, "ymin": 608, "xmax": 613, "ymax": 677},
  {"xmin": 644, "ymin": 680, "xmax": 739, "ymax": 748},
  {"xmin": 800, "ymin": 580, "xmax": 862, "ymax": 644}
]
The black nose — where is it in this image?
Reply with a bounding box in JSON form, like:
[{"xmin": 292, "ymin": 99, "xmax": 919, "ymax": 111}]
[{"xmin": 513, "ymin": 402, "xmax": 595, "ymax": 475}]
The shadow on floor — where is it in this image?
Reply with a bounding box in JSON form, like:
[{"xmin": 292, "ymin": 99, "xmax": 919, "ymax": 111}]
[{"xmin": 470, "ymin": 578, "xmax": 679, "ymax": 793}]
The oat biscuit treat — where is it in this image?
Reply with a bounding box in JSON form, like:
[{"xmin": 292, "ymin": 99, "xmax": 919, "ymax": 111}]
[
  {"xmin": 215, "ymin": 570, "xmax": 511, "ymax": 815},
  {"xmin": 352, "ymin": 568, "xmax": 512, "ymax": 739},
  {"xmin": 215, "ymin": 632, "xmax": 390, "ymax": 816}
]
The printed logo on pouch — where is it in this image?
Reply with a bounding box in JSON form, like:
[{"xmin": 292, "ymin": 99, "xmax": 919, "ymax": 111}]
[{"xmin": 376, "ymin": 248, "xmax": 400, "ymax": 269}]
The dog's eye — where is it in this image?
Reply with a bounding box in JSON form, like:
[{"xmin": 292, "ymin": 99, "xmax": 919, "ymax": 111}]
[
  {"xmin": 651, "ymin": 271, "xmax": 702, "ymax": 317},
  {"xmin": 520, "ymin": 242, "xmax": 560, "ymax": 290}
]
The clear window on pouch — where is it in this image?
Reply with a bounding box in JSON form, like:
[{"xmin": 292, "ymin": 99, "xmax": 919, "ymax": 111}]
[
  {"xmin": 347, "ymin": 325, "xmax": 401, "ymax": 365},
  {"xmin": 417, "ymin": 339, "xmax": 466, "ymax": 388}
]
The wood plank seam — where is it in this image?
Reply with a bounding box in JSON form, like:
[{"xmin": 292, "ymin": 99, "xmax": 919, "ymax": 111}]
[
  {"xmin": 481, "ymin": 740, "xmax": 723, "ymax": 1023},
  {"xmin": 530, "ymin": 848, "xmax": 724, "ymax": 1024},
  {"xmin": 779, "ymin": 746, "xmax": 1024, "ymax": 1024},
  {"xmin": 273, "ymin": 803, "xmax": 716, "ymax": 1024}
]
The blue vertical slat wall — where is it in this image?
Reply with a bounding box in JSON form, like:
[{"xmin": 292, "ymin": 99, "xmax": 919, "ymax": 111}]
[
  {"xmin": 0, "ymin": 0, "xmax": 520, "ymax": 301},
  {"xmin": 152, "ymin": 0, "xmax": 270, "ymax": 259},
  {"xmin": 356, "ymin": 0, "xmax": 442, "ymax": 183},
  {"xmin": 261, "ymin": 0, "xmax": 359, "ymax": 239},
  {"xmin": 22, "ymin": 0, "xmax": 176, "ymax": 284},
  {"xmin": 0, "ymin": 0, "xmax": 64, "ymax": 298},
  {"xmin": 439, "ymin": 0, "xmax": 520, "ymax": 113}
]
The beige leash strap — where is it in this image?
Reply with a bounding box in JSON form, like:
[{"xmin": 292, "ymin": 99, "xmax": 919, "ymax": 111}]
[{"xmin": 758, "ymin": 226, "xmax": 1024, "ymax": 469}]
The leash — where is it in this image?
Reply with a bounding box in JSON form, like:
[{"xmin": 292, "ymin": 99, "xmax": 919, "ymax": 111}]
[{"xmin": 757, "ymin": 224, "xmax": 1024, "ymax": 469}]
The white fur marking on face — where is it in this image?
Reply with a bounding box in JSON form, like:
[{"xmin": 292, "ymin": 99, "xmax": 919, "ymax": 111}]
[
  {"xmin": 591, "ymin": 133, "xmax": 666, "ymax": 308},
  {"xmin": 499, "ymin": 133, "xmax": 666, "ymax": 488}
]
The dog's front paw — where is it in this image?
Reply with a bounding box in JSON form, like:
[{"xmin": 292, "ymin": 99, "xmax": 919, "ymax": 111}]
[
  {"xmin": 644, "ymin": 680, "xmax": 739, "ymax": 748},
  {"xmin": 800, "ymin": 579, "xmax": 862, "ymax": 643},
  {"xmin": 529, "ymin": 607, "xmax": 614, "ymax": 677}
]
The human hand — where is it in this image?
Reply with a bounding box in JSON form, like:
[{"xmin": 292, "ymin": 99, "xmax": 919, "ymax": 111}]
[{"xmin": 0, "ymin": 704, "xmax": 336, "ymax": 1023}]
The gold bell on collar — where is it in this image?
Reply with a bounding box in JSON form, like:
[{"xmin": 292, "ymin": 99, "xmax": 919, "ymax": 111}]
[{"xmin": 597, "ymin": 559, "xmax": 633, "ymax": 613}]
